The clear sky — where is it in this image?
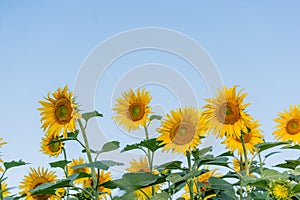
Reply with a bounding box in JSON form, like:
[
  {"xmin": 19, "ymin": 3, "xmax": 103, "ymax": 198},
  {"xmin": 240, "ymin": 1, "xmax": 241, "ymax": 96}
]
[{"xmin": 1, "ymin": 0, "xmax": 300, "ymax": 194}]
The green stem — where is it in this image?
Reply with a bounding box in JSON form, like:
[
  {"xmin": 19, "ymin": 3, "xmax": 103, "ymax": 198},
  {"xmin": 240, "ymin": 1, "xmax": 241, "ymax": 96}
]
[
  {"xmin": 187, "ymin": 152, "xmax": 194, "ymax": 200},
  {"xmin": 239, "ymin": 155, "xmax": 243, "ymax": 199},
  {"xmin": 240, "ymin": 135, "xmax": 249, "ymax": 176},
  {"xmin": 258, "ymin": 153, "xmax": 263, "ymax": 176},
  {"xmin": 144, "ymin": 126, "xmax": 155, "ymax": 197},
  {"xmin": 78, "ymin": 119, "xmax": 100, "ymax": 200},
  {"xmin": 62, "ymin": 148, "xmax": 70, "ymax": 200}
]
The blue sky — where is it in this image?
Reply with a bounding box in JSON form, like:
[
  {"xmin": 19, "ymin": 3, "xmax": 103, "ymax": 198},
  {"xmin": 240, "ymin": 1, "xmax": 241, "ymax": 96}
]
[{"xmin": 1, "ymin": 1, "xmax": 300, "ymax": 194}]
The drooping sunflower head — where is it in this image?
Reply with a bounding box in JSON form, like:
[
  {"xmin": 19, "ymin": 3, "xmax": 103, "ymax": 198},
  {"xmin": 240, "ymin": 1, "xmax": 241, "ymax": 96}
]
[
  {"xmin": 40, "ymin": 134, "xmax": 64, "ymax": 157},
  {"xmin": 269, "ymin": 180, "xmax": 292, "ymax": 200},
  {"xmin": 157, "ymin": 107, "xmax": 209, "ymax": 155},
  {"xmin": 112, "ymin": 88, "xmax": 152, "ymax": 132},
  {"xmin": 84, "ymin": 170, "xmax": 112, "ymax": 199},
  {"xmin": 19, "ymin": 167, "xmax": 57, "ymax": 200},
  {"xmin": 38, "ymin": 85, "xmax": 80, "ymax": 138},
  {"xmin": 222, "ymin": 120, "xmax": 264, "ymax": 155},
  {"xmin": 1, "ymin": 181, "xmax": 10, "ymax": 198},
  {"xmin": 273, "ymin": 105, "xmax": 300, "ymax": 144},
  {"xmin": 68, "ymin": 157, "xmax": 91, "ymax": 185},
  {"xmin": 203, "ymin": 86, "xmax": 252, "ymax": 139},
  {"xmin": 126, "ymin": 157, "xmax": 160, "ymax": 200}
]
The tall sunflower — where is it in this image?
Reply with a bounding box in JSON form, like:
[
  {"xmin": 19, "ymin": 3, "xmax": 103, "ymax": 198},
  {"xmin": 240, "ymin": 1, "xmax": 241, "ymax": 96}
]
[
  {"xmin": 40, "ymin": 134, "xmax": 64, "ymax": 157},
  {"xmin": 273, "ymin": 105, "xmax": 300, "ymax": 144},
  {"xmin": 84, "ymin": 170, "xmax": 112, "ymax": 200},
  {"xmin": 203, "ymin": 86, "xmax": 252, "ymax": 139},
  {"xmin": 113, "ymin": 88, "xmax": 152, "ymax": 132},
  {"xmin": 222, "ymin": 120, "xmax": 264, "ymax": 155},
  {"xmin": 38, "ymin": 85, "xmax": 80, "ymax": 138},
  {"xmin": 68, "ymin": 158, "xmax": 91, "ymax": 185},
  {"xmin": 126, "ymin": 157, "xmax": 160, "ymax": 200},
  {"xmin": 157, "ymin": 107, "xmax": 208, "ymax": 155},
  {"xmin": 20, "ymin": 167, "xmax": 57, "ymax": 200},
  {"xmin": 1, "ymin": 181, "xmax": 10, "ymax": 198}
]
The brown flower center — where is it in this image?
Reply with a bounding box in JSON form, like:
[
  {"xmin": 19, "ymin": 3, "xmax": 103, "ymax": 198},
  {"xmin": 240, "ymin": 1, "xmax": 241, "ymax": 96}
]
[
  {"xmin": 170, "ymin": 122, "xmax": 195, "ymax": 145},
  {"xmin": 217, "ymin": 102, "xmax": 240, "ymax": 124},
  {"xmin": 55, "ymin": 98, "xmax": 72, "ymax": 124},
  {"xmin": 127, "ymin": 103, "xmax": 145, "ymax": 121},
  {"xmin": 235, "ymin": 133, "xmax": 251, "ymax": 143},
  {"xmin": 48, "ymin": 141, "xmax": 61, "ymax": 153},
  {"xmin": 286, "ymin": 119, "xmax": 300, "ymax": 135}
]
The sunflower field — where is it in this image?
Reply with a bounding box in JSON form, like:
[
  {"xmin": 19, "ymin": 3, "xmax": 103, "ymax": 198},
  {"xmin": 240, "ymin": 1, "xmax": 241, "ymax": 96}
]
[{"xmin": 1, "ymin": 85, "xmax": 300, "ymax": 200}]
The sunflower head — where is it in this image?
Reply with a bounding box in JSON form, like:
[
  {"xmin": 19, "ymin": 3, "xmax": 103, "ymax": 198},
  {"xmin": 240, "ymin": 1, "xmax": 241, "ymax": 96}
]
[
  {"xmin": 84, "ymin": 170, "xmax": 112, "ymax": 199},
  {"xmin": 40, "ymin": 135, "xmax": 64, "ymax": 157},
  {"xmin": 232, "ymin": 157, "xmax": 246, "ymax": 172},
  {"xmin": 273, "ymin": 105, "xmax": 300, "ymax": 144},
  {"xmin": 222, "ymin": 120, "xmax": 264, "ymax": 155},
  {"xmin": 157, "ymin": 107, "xmax": 208, "ymax": 155},
  {"xmin": 203, "ymin": 86, "xmax": 252, "ymax": 139},
  {"xmin": 126, "ymin": 157, "xmax": 160, "ymax": 200},
  {"xmin": 68, "ymin": 158, "xmax": 91, "ymax": 185},
  {"xmin": 113, "ymin": 88, "xmax": 152, "ymax": 132},
  {"xmin": 38, "ymin": 85, "xmax": 80, "ymax": 138},
  {"xmin": 19, "ymin": 167, "xmax": 57, "ymax": 200},
  {"xmin": 269, "ymin": 180, "xmax": 292, "ymax": 200}
]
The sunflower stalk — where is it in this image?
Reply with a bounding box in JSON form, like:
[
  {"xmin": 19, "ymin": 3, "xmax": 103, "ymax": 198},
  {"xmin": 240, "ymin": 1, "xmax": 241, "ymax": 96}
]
[
  {"xmin": 240, "ymin": 134, "xmax": 251, "ymax": 193},
  {"xmin": 144, "ymin": 126, "xmax": 155, "ymax": 196},
  {"xmin": 62, "ymin": 148, "xmax": 70, "ymax": 200},
  {"xmin": 78, "ymin": 119, "xmax": 100, "ymax": 200},
  {"xmin": 187, "ymin": 151, "xmax": 194, "ymax": 200}
]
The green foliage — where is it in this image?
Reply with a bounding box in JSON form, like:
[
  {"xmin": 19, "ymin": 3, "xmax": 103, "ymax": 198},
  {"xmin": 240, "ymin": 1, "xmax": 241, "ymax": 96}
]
[
  {"xmin": 3, "ymin": 160, "xmax": 27, "ymax": 171},
  {"xmin": 82, "ymin": 111, "xmax": 103, "ymax": 122}
]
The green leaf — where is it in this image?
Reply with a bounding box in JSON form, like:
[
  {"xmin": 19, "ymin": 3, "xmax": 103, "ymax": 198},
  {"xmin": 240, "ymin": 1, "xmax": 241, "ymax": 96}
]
[
  {"xmin": 101, "ymin": 160, "xmax": 124, "ymax": 167},
  {"xmin": 264, "ymin": 151, "xmax": 280, "ymax": 160},
  {"xmin": 217, "ymin": 151, "xmax": 234, "ymax": 157},
  {"xmin": 261, "ymin": 169, "xmax": 282, "ymax": 180},
  {"xmin": 281, "ymin": 144, "xmax": 300, "ymax": 150},
  {"xmin": 208, "ymin": 177, "xmax": 235, "ymax": 198},
  {"xmin": 122, "ymin": 138, "xmax": 163, "ymax": 153},
  {"xmin": 82, "ymin": 111, "xmax": 103, "ymax": 121},
  {"xmin": 67, "ymin": 130, "xmax": 79, "ymax": 138},
  {"xmin": 49, "ymin": 160, "xmax": 70, "ymax": 170},
  {"xmin": 140, "ymin": 138, "xmax": 163, "ymax": 152},
  {"xmin": 256, "ymin": 141, "xmax": 289, "ymax": 153},
  {"xmin": 274, "ymin": 160, "xmax": 300, "ymax": 170},
  {"xmin": 150, "ymin": 115, "xmax": 162, "ymax": 121},
  {"xmin": 149, "ymin": 192, "xmax": 169, "ymax": 200},
  {"xmin": 72, "ymin": 161, "xmax": 110, "ymax": 170},
  {"xmin": 206, "ymin": 157, "xmax": 229, "ymax": 167},
  {"xmin": 98, "ymin": 141, "xmax": 120, "ymax": 154},
  {"xmin": 292, "ymin": 184, "xmax": 300, "ymax": 194},
  {"xmin": 111, "ymin": 173, "xmax": 158, "ymax": 191},
  {"xmin": 4, "ymin": 160, "xmax": 27, "ymax": 170},
  {"xmin": 72, "ymin": 160, "xmax": 123, "ymax": 171},
  {"xmin": 30, "ymin": 179, "xmax": 73, "ymax": 195},
  {"xmin": 156, "ymin": 161, "xmax": 182, "ymax": 171},
  {"xmin": 166, "ymin": 174, "xmax": 183, "ymax": 183}
]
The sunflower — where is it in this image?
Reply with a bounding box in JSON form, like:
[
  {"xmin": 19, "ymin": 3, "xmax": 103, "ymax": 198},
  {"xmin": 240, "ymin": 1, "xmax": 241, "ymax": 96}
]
[
  {"xmin": 40, "ymin": 134, "xmax": 64, "ymax": 157},
  {"xmin": 68, "ymin": 158, "xmax": 91, "ymax": 185},
  {"xmin": 182, "ymin": 169, "xmax": 219, "ymax": 199},
  {"xmin": 1, "ymin": 181, "xmax": 10, "ymax": 198},
  {"xmin": 222, "ymin": 120, "xmax": 264, "ymax": 155},
  {"xmin": 203, "ymin": 86, "xmax": 252, "ymax": 139},
  {"xmin": 126, "ymin": 157, "xmax": 160, "ymax": 200},
  {"xmin": 20, "ymin": 167, "xmax": 57, "ymax": 200},
  {"xmin": 113, "ymin": 88, "xmax": 152, "ymax": 132},
  {"xmin": 157, "ymin": 107, "xmax": 208, "ymax": 155},
  {"xmin": 38, "ymin": 85, "xmax": 80, "ymax": 138},
  {"xmin": 84, "ymin": 170, "xmax": 112, "ymax": 199},
  {"xmin": 269, "ymin": 180, "xmax": 292, "ymax": 200},
  {"xmin": 273, "ymin": 105, "xmax": 300, "ymax": 144}
]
